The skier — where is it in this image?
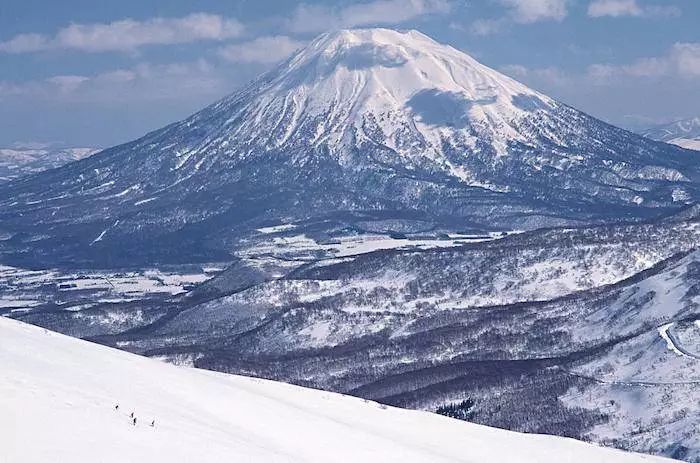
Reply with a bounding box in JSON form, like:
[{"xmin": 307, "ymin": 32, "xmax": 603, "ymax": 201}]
[
  {"xmin": 114, "ymin": 404, "xmax": 119, "ymax": 411},
  {"xmin": 133, "ymin": 417, "xmax": 137, "ymax": 426},
  {"xmin": 130, "ymin": 412, "xmax": 134, "ymax": 418},
  {"xmin": 150, "ymin": 420, "xmax": 155, "ymax": 427}
]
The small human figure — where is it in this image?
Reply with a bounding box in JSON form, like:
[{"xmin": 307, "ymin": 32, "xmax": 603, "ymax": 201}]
[
  {"xmin": 115, "ymin": 404, "xmax": 119, "ymax": 411},
  {"xmin": 150, "ymin": 420, "xmax": 155, "ymax": 427},
  {"xmin": 130, "ymin": 412, "xmax": 134, "ymax": 418},
  {"xmin": 133, "ymin": 417, "xmax": 137, "ymax": 426}
]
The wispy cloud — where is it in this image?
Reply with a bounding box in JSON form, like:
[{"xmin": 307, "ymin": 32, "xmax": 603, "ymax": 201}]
[
  {"xmin": 0, "ymin": 60, "xmax": 230, "ymax": 103},
  {"xmin": 218, "ymin": 36, "xmax": 305, "ymax": 64},
  {"xmin": 587, "ymin": 0, "xmax": 680, "ymax": 18},
  {"xmin": 469, "ymin": 18, "xmax": 508, "ymax": 36},
  {"xmin": 675, "ymin": 43, "xmax": 700, "ymax": 77},
  {"xmin": 0, "ymin": 13, "xmax": 244, "ymax": 53},
  {"xmin": 286, "ymin": 0, "xmax": 452, "ymax": 34},
  {"xmin": 587, "ymin": 42, "xmax": 700, "ymax": 81},
  {"xmin": 502, "ymin": 42, "xmax": 700, "ymax": 91},
  {"xmin": 468, "ymin": 0, "xmax": 568, "ymax": 36},
  {"xmin": 499, "ymin": 0, "xmax": 569, "ymax": 24}
]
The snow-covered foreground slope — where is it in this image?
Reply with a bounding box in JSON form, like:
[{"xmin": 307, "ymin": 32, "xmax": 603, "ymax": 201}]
[
  {"xmin": 64, "ymin": 213, "xmax": 696, "ymax": 460},
  {"xmin": 0, "ymin": 317, "xmax": 675, "ymax": 463}
]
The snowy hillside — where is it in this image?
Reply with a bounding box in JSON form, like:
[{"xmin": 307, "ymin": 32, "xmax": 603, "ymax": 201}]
[
  {"xmin": 1, "ymin": 26, "xmax": 698, "ymax": 463},
  {"xmin": 102, "ymin": 214, "xmax": 699, "ymax": 459},
  {"xmin": 7, "ymin": 209, "xmax": 699, "ymax": 461},
  {"xmin": 641, "ymin": 118, "xmax": 700, "ymax": 151},
  {"xmin": 0, "ymin": 317, "xmax": 675, "ymax": 463},
  {"xmin": 0, "ymin": 28, "xmax": 698, "ymax": 267}
]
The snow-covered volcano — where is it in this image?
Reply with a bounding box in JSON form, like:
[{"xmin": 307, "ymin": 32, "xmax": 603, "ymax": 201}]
[
  {"xmin": 0, "ymin": 28, "xmax": 698, "ymax": 267},
  {"xmin": 188, "ymin": 28, "xmax": 560, "ymax": 180}
]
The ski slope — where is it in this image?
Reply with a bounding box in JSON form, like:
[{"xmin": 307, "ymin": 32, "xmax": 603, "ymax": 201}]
[{"xmin": 0, "ymin": 317, "xmax": 675, "ymax": 463}]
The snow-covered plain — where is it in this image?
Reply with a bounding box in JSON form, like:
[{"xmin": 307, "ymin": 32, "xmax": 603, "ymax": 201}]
[
  {"xmin": 239, "ymin": 231, "xmax": 513, "ymax": 260},
  {"xmin": 0, "ymin": 264, "xmax": 223, "ymax": 315},
  {"xmin": 0, "ymin": 317, "xmax": 675, "ymax": 463},
  {"xmin": 669, "ymin": 138, "xmax": 700, "ymax": 151}
]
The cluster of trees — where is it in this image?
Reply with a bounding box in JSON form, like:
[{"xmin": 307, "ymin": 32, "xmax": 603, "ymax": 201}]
[{"xmin": 436, "ymin": 398, "xmax": 475, "ymax": 421}]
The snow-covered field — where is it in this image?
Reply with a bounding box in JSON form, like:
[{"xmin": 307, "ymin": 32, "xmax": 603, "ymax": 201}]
[
  {"xmin": 0, "ymin": 264, "xmax": 224, "ymax": 314},
  {"xmin": 0, "ymin": 317, "xmax": 676, "ymax": 463},
  {"xmin": 239, "ymin": 230, "xmax": 515, "ymax": 261},
  {"xmin": 669, "ymin": 138, "xmax": 700, "ymax": 151}
]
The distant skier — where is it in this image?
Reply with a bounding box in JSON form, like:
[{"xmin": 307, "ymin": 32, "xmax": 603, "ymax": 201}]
[
  {"xmin": 114, "ymin": 404, "xmax": 119, "ymax": 411},
  {"xmin": 150, "ymin": 420, "xmax": 155, "ymax": 427},
  {"xmin": 133, "ymin": 417, "xmax": 137, "ymax": 426},
  {"xmin": 130, "ymin": 412, "xmax": 134, "ymax": 418}
]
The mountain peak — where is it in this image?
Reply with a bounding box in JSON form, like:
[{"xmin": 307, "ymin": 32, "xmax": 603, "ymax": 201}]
[
  {"xmin": 241, "ymin": 27, "xmax": 553, "ymax": 162},
  {"xmin": 309, "ymin": 27, "xmax": 437, "ymax": 49},
  {"xmin": 0, "ymin": 28, "xmax": 698, "ymax": 267},
  {"xmin": 279, "ymin": 27, "xmax": 536, "ymax": 101}
]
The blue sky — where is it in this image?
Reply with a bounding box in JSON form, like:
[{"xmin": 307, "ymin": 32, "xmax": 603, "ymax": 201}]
[{"xmin": 0, "ymin": 0, "xmax": 698, "ymax": 147}]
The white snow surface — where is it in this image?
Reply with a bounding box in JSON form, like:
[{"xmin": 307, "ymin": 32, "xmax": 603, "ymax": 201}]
[
  {"xmin": 0, "ymin": 264, "xmax": 223, "ymax": 314},
  {"xmin": 0, "ymin": 317, "xmax": 675, "ymax": 463},
  {"xmin": 239, "ymin": 232, "xmax": 511, "ymax": 261},
  {"xmin": 669, "ymin": 138, "xmax": 700, "ymax": 151}
]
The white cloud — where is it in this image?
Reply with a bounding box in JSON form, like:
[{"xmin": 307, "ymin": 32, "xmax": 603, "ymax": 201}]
[
  {"xmin": 499, "ymin": 0, "xmax": 569, "ymax": 24},
  {"xmin": 0, "ymin": 13, "xmax": 244, "ymax": 53},
  {"xmin": 469, "ymin": 18, "xmax": 507, "ymax": 36},
  {"xmin": 218, "ymin": 36, "xmax": 305, "ymax": 64},
  {"xmin": 587, "ymin": 42, "xmax": 700, "ymax": 82},
  {"xmin": 0, "ymin": 33, "xmax": 50, "ymax": 53},
  {"xmin": 672, "ymin": 43, "xmax": 700, "ymax": 77},
  {"xmin": 46, "ymin": 75, "xmax": 90, "ymax": 93},
  {"xmin": 588, "ymin": 0, "xmax": 642, "ymax": 17},
  {"xmin": 468, "ymin": 0, "xmax": 567, "ymax": 35},
  {"xmin": 587, "ymin": 0, "xmax": 680, "ymax": 18},
  {"xmin": 287, "ymin": 0, "xmax": 452, "ymax": 34},
  {"xmin": 0, "ymin": 60, "xmax": 230, "ymax": 103},
  {"xmin": 586, "ymin": 63, "xmax": 619, "ymax": 80}
]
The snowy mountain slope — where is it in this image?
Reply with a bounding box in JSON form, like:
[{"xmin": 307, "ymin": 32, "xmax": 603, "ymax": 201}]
[
  {"xmin": 641, "ymin": 118, "xmax": 700, "ymax": 151},
  {"xmin": 196, "ymin": 250, "xmax": 698, "ymax": 461},
  {"xmin": 0, "ymin": 28, "xmax": 698, "ymax": 268},
  {"xmin": 16, "ymin": 211, "xmax": 698, "ymax": 347},
  {"xmin": 0, "ymin": 317, "xmax": 675, "ymax": 463},
  {"xmin": 43, "ymin": 212, "xmax": 695, "ymax": 461},
  {"xmin": 0, "ymin": 145, "xmax": 98, "ymax": 183},
  {"xmin": 563, "ymin": 251, "xmax": 700, "ymax": 461}
]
